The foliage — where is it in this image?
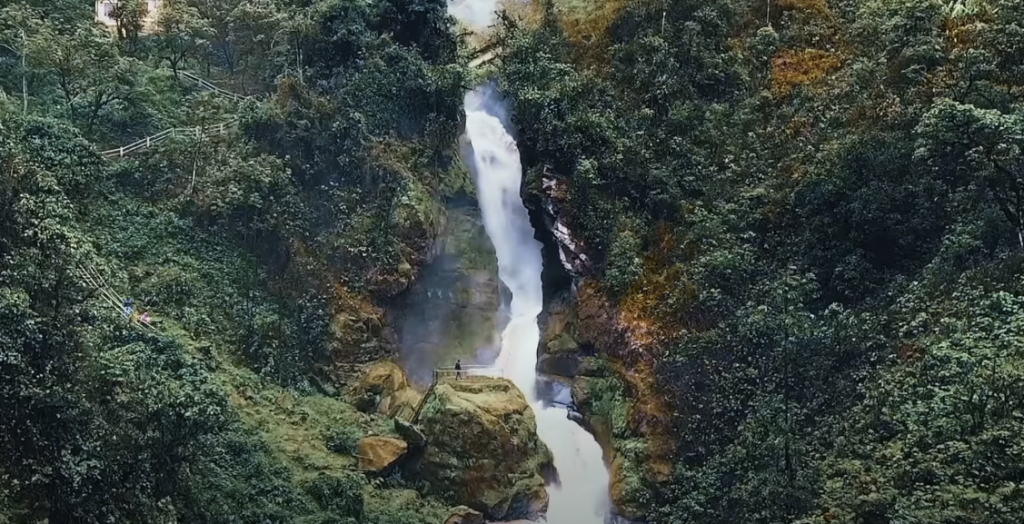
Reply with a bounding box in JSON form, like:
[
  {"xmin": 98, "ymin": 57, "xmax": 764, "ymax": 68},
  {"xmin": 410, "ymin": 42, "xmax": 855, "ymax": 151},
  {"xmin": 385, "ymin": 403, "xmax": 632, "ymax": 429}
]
[
  {"xmin": 0, "ymin": 0, "xmax": 468, "ymax": 522},
  {"xmin": 495, "ymin": 0, "xmax": 1024, "ymax": 523}
]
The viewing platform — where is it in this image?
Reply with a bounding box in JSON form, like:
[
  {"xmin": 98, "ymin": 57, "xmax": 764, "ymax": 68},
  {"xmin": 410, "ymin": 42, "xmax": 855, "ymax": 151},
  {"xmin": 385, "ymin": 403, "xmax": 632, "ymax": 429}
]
[{"xmin": 411, "ymin": 365, "xmax": 502, "ymax": 423}]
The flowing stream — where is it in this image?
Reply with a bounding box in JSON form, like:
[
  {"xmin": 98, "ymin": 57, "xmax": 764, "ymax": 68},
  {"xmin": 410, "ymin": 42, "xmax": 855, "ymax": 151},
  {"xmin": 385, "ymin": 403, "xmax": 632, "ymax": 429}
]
[{"xmin": 463, "ymin": 85, "xmax": 611, "ymax": 523}]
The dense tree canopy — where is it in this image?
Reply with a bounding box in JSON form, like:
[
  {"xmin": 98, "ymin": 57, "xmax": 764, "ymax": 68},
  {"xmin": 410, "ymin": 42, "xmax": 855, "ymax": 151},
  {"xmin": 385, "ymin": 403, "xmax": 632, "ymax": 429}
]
[
  {"xmin": 1, "ymin": 0, "xmax": 466, "ymax": 522},
  {"xmin": 495, "ymin": 0, "xmax": 1024, "ymax": 523}
]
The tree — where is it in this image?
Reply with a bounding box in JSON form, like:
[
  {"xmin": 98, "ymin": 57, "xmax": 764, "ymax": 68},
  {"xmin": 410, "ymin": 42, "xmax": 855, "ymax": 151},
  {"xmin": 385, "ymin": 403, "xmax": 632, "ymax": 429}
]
[{"xmin": 155, "ymin": 0, "xmax": 213, "ymax": 77}]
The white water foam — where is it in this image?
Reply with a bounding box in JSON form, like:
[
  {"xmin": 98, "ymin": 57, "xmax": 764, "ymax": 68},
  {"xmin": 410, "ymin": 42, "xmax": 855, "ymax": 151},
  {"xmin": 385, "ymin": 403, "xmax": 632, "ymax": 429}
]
[{"xmin": 464, "ymin": 84, "xmax": 611, "ymax": 524}]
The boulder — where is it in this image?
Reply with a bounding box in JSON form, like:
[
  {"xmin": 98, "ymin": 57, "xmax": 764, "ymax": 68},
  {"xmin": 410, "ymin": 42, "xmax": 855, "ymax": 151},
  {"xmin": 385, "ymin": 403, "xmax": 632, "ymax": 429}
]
[
  {"xmin": 380, "ymin": 386, "xmax": 423, "ymax": 421},
  {"xmin": 394, "ymin": 418, "xmax": 427, "ymax": 448},
  {"xmin": 418, "ymin": 378, "xmax": 552, "ymax": 521},
  {"xmin": 359, "ymin": 361, "xmax": 409, "ymax": 398},
  {"xmin": 357, "ymin": 436, "xmax": 408, "ymax": 473},
  {"xmin": 443, "ymin": 506, "xmax": 484, "ymax": 524}
]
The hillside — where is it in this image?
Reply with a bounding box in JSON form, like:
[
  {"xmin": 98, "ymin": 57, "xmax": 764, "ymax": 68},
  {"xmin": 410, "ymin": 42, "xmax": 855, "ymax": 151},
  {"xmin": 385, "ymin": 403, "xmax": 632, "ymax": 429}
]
[
  {"xmin": 1, "ymin": 0, "xmax": 469, "ymax": 522},
  {"xmin": 496, "ymin": 0, "xmax": 1024, "ymax": 523}
]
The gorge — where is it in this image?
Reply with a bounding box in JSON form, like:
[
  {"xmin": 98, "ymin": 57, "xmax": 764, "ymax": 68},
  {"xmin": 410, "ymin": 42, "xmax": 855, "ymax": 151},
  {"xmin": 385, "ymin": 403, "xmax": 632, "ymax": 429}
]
[{"xmin": 463, "ymin": 82, "xmax": 611, "ymax": 524}]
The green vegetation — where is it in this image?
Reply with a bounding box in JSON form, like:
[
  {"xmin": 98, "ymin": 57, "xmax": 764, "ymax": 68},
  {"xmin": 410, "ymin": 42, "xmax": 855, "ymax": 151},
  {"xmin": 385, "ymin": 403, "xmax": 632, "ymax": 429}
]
[
  {"xmin": 0, "ymin": 0, "xmax": 466, "ymax": 522},
  {"xmin": 496, "ymin": 0, "xmax": 1024, "ymax": 523}
]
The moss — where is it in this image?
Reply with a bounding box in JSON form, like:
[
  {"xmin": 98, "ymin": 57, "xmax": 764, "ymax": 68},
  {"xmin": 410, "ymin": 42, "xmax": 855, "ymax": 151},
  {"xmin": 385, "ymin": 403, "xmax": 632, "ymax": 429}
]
[{"xmin": 771, "ymin": 48, "xmax": 843, "ymax": 98}]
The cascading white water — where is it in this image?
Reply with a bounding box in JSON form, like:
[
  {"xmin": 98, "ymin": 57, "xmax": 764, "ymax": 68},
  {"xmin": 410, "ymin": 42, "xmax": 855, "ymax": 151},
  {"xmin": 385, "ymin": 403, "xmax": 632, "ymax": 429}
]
[{"xmin": 464, "ymin": 85, "xmax": 611, "ymax": 524}]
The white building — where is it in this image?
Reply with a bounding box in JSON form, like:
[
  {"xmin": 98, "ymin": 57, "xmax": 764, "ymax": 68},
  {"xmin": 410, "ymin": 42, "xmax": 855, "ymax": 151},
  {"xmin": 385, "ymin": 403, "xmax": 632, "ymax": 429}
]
[{"xmin": 95, "ymin": 0, "xmax": 162, "ymax": 32}]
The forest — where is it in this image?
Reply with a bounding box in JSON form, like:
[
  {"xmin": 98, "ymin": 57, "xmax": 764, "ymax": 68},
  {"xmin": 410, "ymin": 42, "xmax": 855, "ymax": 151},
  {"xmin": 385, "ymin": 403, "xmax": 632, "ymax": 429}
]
[{"xmin": 2, "ymin": 0, "xmax": 1024, "ymax": 523}]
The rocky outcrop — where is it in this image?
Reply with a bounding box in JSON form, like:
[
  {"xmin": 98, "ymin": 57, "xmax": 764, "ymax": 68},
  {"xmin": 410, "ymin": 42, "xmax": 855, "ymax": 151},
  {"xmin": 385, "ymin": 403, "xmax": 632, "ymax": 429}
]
[
  {"xmin": 416, "ymin": 378, "xmax": 552, "ymax": 521},
  {"xmin": 534, "ymin": 168, "xmax": 591, "ymax": 276},
  {"xmin": 536, "ymin": 291, "xmax": 585, "ymax": 378},
  {"xmin": 358, "ymin": 436, "xmax": 408, "ymax": 473}
]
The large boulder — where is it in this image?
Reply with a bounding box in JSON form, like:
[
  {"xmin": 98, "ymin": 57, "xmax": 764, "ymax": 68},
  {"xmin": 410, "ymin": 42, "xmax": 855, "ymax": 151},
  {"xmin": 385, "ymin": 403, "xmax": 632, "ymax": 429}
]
[
  {"xmin": 417, "ymin": 378, "xmax": 553, "ymax": 521},
  {"xmin": 359, "ymin": 361, "xmax": 409, "ymax": 398},
  {"xmin": 357, "ymin": 436, "xmax": 408, "ymax": 473}
]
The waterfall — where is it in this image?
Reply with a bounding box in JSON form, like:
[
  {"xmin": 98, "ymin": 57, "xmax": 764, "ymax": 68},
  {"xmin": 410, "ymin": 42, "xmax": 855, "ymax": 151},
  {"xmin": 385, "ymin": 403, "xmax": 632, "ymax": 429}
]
[{"xmin": 463, "ymin": 84, "xmax": 611, "ymax": 524}]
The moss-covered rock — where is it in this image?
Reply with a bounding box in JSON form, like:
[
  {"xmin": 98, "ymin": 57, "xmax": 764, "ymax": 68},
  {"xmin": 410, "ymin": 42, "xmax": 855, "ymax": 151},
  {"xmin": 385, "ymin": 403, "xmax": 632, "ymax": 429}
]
[
  {"xmin": 416, "ymin": 378, "xmax": 552, "ymax": 521},
  {"xmin": 572, "ymin": 374, "xmax": 648, "ymax": 520},
  {"xmin": 539, "ymin": 291, "xmax": 580, "ymax": 355}
]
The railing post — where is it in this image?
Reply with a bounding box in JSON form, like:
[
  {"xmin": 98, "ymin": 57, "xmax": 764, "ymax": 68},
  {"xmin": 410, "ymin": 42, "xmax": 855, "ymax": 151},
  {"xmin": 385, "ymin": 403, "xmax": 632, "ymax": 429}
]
[
  {"xmin": 119, "ymin": 147, "xmax": 124, "ymax": 157},
  {"xmin": 146, "ymin": 136, "xmax": 151, "ymax": 148}
]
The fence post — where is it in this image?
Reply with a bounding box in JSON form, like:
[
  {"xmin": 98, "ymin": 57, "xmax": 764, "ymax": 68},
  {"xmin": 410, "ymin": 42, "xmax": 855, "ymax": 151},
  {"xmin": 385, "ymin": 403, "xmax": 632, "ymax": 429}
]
[
  {"xmin": 146, "ymin": 136, "xmax": 151, "ymax": 148},
  {"xmin": 119, "ymin": 147, "xmax": 124, "ymax": 157}
]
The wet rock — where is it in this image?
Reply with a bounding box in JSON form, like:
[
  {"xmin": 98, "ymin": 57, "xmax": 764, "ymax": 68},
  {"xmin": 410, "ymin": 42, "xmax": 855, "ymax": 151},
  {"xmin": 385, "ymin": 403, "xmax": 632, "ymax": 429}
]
[
  {"xmin": 571, "ymin": 377, "xmax": 614, "ymax": 464},
  {"xmin": 394, "ymin": 418, "xmax": 427, "ymax": 448},
  {"xmin": 535, "ymin": 170, "xmax": 591, "ymax": 276},
  {"xmin": 358, "ymin": 436, "xmax": 408, "ymax": 473},
  {"xmin": 417, "ymin": 378, "xmax": 552, "ymax": 521},
  {"xmin": 536, "ymin": 353, "xmax": 580, "ymax": 378},
  {"xmin": 539, "ymin": 291, "xmax": 579, "ymax": 355},
  {"xmin": 443, "ymin": 506, "xmax": 484, "ymax": 524}
]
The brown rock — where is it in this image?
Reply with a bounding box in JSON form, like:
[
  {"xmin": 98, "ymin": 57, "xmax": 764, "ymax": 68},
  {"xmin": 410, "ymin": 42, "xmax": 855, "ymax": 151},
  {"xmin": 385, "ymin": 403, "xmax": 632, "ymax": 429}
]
[
  {"xmin": 380, "ymin": 386, "xmax": 423, "ymax": 421},
  {"xmin": 359, "ymin": 361, "xmax": 409, "ymax": 398},
  {"xmin": 357, "ymin": 436, "xmax": 408, "ymax": 473},
  {"xmin": 443, "ymin": 506, "xmax": 484, "ymax": 524}
]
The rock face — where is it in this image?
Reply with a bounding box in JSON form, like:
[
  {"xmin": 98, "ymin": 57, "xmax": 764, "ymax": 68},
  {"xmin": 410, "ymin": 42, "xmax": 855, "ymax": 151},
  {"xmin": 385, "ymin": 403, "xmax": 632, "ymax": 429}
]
[
  {"xmin": 392, "ymin": 207, "xmax": 501, "ymax": 386},
  {"xmin": 536, "ymin": 291, "xmax": 584, "ymax": 378},
  {"xmin": 417, "ymin": 378, "xmax": 552, "ymax": 521},
  {"xmin": 358, "ymin": 436, "xmax": 408, "ymax": 473},
  {"xmin": 534, "ymin": 169, "xmax": 591, "ymax": 276}
]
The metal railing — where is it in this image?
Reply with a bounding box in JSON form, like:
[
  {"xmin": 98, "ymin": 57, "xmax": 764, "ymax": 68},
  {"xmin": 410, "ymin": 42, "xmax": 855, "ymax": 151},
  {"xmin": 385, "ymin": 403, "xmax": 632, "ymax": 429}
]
[
  {"xmin": 179, "ymin": 71, "xmax": 250, "ymax": 102},
  {"xmin": 98, "ymin": 71, "xmax": 249, "ymax": 159},
  {"xmin": 99, "ymin": 119, "xmax": 236, "ymax": 158},
  {"xmin": 432, "ymin": 365, "xmax": 502, "ymax": 381}
]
